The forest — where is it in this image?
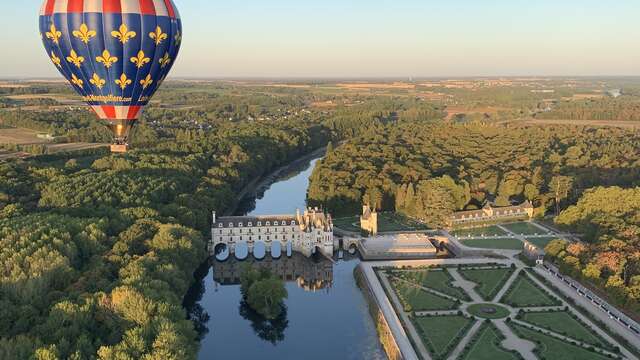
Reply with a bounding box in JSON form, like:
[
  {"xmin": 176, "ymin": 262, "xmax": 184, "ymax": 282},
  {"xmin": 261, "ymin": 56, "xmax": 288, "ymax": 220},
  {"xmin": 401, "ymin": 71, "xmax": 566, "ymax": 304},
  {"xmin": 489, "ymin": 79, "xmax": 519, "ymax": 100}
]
[
  {"xmin": 0, "ymin": 113, "xmax": 331, "ymax": 359},
  {"xmin": 308, "ymin": 122, "xmax": 640, "ymax": 228},
  {"xmin": 546, "ymin": 187, "xmax": 640, "ymax": 314},
  {"xmin": 537, "ymin": 97, "xmax": 640, "ymax": 121}
]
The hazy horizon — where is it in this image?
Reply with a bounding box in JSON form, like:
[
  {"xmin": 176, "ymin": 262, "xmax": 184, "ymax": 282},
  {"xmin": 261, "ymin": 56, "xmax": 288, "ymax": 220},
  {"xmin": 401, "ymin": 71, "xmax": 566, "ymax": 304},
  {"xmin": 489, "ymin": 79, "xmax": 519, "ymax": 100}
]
[{"xmin": 2, "ymin": 0, "xmax": 639, "ymax": 78}]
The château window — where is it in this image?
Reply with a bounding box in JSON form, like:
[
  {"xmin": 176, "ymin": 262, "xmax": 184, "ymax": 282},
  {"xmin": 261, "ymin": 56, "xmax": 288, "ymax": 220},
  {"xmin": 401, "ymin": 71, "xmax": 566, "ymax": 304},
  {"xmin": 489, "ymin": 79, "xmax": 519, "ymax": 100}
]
[
  {"xmin": 238, "ymin": 223, "xmax": 243, "ymax": 227},
  {"xmin": 248, "ymin": 222, "xmax": 252, "ymax": 227},
  {"xmin": 218, "ymin": 224, "xmax": 223, "ymax": 228},
  {"xmin": 258, "ymin": 222, "xmax": 262, "ymax": 226},
  {"xmin": 266, "ymin": 222, "xmax": 270, "ymax": 226},
  {"xmin": 291, "ymin": 221, "xmax": 296, "ymax": 225},
  {"xmin": 274, "ymin": 221, "xmax": 279, "ymax": 226},
  {"xmin": 228, "ymin": 223, "xmax": 233, "ymax": 228}
]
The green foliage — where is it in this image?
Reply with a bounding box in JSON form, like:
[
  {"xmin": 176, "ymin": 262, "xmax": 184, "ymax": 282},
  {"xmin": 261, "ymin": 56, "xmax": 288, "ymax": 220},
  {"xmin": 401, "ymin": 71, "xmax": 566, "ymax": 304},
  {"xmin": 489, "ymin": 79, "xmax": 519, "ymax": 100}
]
[
  {"xmin": 0, "ymin": 98, "xmax": 331, "ymax": 358},
  {"xmin": 239, "ymin": 266, "xmax": 288, "ymax": 320},
  {"xmin": 412, "ymin": 315, "xmax": 475, "ymax": 359},
  {"xmin": 308, "ymin": 122, "xmax": 640, "ymax": 222},
  {"xmin": 537, "ymin": 97, "xmax": 640, "ymax": 121},
  {"xmin": 550, "ymin": 187, "xmax": 640, "ymax": 314}
]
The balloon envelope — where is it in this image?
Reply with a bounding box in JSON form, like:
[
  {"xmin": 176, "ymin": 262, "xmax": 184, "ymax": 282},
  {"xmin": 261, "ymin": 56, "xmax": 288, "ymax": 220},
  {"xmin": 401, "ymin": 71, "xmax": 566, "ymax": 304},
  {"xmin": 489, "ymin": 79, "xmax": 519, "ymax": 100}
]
[{"xmin": 39, "ymin": 0, "xmax": 182, "ymax": 147}]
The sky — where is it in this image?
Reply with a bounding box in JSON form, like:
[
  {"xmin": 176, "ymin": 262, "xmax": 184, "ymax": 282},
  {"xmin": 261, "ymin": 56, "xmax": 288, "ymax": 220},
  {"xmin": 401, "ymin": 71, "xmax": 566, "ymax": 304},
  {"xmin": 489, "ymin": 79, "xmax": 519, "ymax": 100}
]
[{"xmin": 1, "ymin": 0, "xmax": 639, "ymax": 78}]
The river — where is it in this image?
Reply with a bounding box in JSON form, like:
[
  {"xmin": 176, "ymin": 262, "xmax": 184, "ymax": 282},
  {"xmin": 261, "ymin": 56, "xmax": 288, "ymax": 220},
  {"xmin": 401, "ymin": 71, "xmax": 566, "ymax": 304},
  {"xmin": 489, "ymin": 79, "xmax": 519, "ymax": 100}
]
[{"xmin": 188, "ymin": 155, "xmax": 386, "ymax": 360}]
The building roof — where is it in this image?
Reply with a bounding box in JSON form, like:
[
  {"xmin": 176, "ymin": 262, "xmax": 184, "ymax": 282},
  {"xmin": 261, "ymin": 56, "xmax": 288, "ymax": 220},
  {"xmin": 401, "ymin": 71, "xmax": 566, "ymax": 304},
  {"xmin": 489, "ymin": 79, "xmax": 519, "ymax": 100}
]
[
  {"xmin": 452, "ymin": 200, "xmax": 533, "ymax": 220},
  {"xmin": 213, "ymin": 208, "xmax": 332, "ymax": 231}
]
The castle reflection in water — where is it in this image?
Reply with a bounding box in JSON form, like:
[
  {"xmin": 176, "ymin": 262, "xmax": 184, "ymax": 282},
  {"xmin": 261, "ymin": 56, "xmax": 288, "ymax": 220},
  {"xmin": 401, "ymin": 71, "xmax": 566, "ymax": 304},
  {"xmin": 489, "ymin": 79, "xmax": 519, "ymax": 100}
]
[{"xmin": 211, "ymin": 252, "xmax": 335, "ymax": 292}]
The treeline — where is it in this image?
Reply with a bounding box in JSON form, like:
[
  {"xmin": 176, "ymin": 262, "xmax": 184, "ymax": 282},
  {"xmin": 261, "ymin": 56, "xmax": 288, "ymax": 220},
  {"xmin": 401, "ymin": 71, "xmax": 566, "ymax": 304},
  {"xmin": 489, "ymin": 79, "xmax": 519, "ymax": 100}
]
[
  {"xmin": 308, "ymin": 123, "xmax": 640, "ymax": 227},
  {"xmin": 0, "ymin": 116, "xmax": 330, "ymax": 359},
  {"xmin": 546, "ymin": 187, "xmax": 640, "ymax": 314},
  {"xmin": 0, "ymin": 109, "xmax": 112, "ymax": 143},
  {"xmin": 537, "ymin": 97, "xmax": 640, "ymax": 121}
]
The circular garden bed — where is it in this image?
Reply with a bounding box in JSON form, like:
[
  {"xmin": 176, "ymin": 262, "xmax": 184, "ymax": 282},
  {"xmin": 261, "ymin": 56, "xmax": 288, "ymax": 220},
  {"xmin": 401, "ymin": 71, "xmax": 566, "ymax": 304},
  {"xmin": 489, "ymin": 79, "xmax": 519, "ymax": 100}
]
[{"xmin": 467, "ymin": 303, "xmax": 510, "ymax": 319}]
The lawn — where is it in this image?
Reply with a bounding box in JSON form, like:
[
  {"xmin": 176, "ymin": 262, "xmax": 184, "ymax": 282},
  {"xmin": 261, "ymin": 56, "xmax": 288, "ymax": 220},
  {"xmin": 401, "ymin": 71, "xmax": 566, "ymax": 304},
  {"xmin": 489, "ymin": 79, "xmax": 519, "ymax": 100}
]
[
  {"xmin": 412, "ymin": 315, "xmax": 475, "ymax": 358},
  {"xmin": 389, "ymin": 278, "xmax": 458, "ymax": 311},
  {"xmin": 451, "ymin": 225, "xmax": 508, "ymax": 237},
  {"xmin": 461, "ymin": 322, "xmax": 519, "ymax": 360},
  {"xmin": 332, "ymin": 216, "xmax": 361, "ymax": 232},
  {"xmin": 459, "ymin": 267, "xmax": 515, "ymax": 301},
  {"xmin": 524, "ymin": 236, "xmax": 562, "ymax": 249},
  {"xmin": 461, "ymin": 237, "xmax": 524, "ymax": 250},
  {"xmin": 391, "ymin": 269, "xmax": 471, "ymax": 301},
  {"xmin": 509, "ymin": 323, "xmax": 611, "ymax": 360},
  {"xmin": 377, "ymin": 212, "xmax": 430, "ymax": 232},
  {"xmin": 521, "ymin": 311, "xmax": 614, "ymax": 350},
  {"xmin": 333, "ymin": 212, "xmax": 429, "ymax": 233},
  {"xmin": 502, "ymin": 222, "xmax": 548, "ymax": 235},
  {"xmin": 501, "ymin": 272, "xmax": 561, "ymax": 307}
]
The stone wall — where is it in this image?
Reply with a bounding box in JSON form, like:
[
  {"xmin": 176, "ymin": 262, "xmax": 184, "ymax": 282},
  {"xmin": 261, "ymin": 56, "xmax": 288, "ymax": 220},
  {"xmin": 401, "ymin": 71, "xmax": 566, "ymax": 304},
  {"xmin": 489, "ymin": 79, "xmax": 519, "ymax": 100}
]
[{"xmin": 354, "ymin": 265, "xmax": 403, "ymax": 360}]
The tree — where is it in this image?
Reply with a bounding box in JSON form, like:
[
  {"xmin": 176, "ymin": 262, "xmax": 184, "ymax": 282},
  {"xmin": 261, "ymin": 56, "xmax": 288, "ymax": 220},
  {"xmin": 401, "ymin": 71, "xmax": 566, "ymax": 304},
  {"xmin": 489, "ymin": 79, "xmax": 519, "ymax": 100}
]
[
  {"xmin": 325, "ymin": 141, "xmax": 334, "ymax": 156},
  {"xmin": 544, "ymin": 239, "xmax": 568, "ymax": 258},
  {"xmin": 246, "ymin": 276, "xmax": 288, "ymax": 320},
  {"xmin": 549, "ymin": 176, "xmax": 574, "ymax": 215},
  {"xmin": 239, "ymin": 266, "xmax": 288, "ymax": 320}
]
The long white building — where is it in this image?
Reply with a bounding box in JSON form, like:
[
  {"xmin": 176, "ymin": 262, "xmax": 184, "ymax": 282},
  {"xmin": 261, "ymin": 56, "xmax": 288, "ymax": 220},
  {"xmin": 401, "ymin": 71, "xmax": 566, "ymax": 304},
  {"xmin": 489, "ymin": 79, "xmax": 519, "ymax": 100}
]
[{"xmin": 210, "ymin": 207, "xmax": 334, "ymax": 258}]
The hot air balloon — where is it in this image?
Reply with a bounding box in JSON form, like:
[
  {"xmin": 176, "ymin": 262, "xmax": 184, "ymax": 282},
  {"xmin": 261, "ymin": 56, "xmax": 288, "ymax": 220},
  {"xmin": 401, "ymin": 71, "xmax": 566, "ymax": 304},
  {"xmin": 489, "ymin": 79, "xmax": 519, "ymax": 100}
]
[{"xmin": 39, "ymin": 0, "xmax": 182, "ymax": 152}]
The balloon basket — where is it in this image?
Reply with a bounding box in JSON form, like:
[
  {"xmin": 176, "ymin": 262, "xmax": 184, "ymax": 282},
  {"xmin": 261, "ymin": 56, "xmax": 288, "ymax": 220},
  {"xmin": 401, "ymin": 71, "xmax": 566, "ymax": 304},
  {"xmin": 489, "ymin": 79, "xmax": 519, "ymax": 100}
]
[{"xmin": 110, "ymin": 144, "xmax": 129, "ymax": 153}]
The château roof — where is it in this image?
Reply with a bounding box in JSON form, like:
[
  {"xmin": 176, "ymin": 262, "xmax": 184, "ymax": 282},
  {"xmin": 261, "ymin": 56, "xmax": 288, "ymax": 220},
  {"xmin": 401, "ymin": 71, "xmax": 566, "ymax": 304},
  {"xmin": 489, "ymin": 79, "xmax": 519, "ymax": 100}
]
[
  {"xmin": 213, "ymin": 208, "xmax": 333, "ymax": 231},
  {"xmin": 452, "ymin": 200, "xmax": 533, "ymax": 220}
]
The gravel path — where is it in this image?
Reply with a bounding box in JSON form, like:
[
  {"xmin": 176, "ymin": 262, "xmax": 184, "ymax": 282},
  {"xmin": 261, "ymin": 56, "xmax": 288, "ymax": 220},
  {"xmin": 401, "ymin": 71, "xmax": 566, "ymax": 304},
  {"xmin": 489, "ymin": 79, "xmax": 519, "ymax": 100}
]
[{"xmin": 494, "ymin": 320, "xmax": 537, "ymax": 360}]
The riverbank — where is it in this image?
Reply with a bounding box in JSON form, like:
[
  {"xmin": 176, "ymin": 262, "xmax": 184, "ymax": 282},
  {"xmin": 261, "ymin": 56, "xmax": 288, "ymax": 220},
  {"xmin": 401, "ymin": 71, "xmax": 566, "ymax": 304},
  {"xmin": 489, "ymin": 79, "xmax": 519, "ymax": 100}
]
[{"xmin": 225, "ymin": 145, "xmax": 327, "ymax": 216}]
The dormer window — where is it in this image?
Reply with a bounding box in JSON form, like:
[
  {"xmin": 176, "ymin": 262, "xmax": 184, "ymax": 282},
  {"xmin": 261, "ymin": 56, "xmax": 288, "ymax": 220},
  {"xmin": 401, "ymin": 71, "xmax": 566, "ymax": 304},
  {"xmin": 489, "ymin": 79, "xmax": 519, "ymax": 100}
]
[
  {"xmin": 239, "ymin": 223, "xmax": 243, "ymax": 227},
  {"xmin": 228, "ymin": 223, "xmax": 234, "ymax": 228},
  {"xmin": 266, "ymin": 222, "xmax": 270, "ymax": 226},
  {"xmin": 218, "ymin": 224, "xmax": 223, "ymax": 228},
  {"xmin": 274, "ymin": 221, "xmax": 279, "ymax": 226},
  {"xmin": 291, "ymin": 221, "xmax": 296, "ymax": 225},
  {"xmin": 258, "ymin": 222, "xmax": 262, "ymax": 226},
  {"xmin": 248, "ymin": 222, "xmax": 252, "ymax": 227}
]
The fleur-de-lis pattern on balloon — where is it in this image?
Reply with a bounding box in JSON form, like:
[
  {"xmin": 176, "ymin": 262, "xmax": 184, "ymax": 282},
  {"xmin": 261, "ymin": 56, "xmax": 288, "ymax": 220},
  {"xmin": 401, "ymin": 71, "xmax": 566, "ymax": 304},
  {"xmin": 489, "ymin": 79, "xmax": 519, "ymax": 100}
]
[
  {"xmin": 159, "ymin": 52, "xmax": 172, "ymax": 68},
  {"xmin": 66, "ymin": 50, "xmax": 84, "ymax": 68},
  {"xmin": 174, "ymin": 30, "xmax": 182, "ymax": 47},
  {"xmin": 70, "ymin": 74, "xmax": 83, "ymax": 88},
  {"xmin": 140, "ymin": 74, "xmax": 153, "ymax": 90},
  {"xmin": 111, "ymin": 24, "xmax": 136, "ymax": 44},
  {"xmin": 90, "ymin": 73, "xmax": 106, "ymax": 89},
  {"xmin": 149, "ymin": 26, "xmax": 168, "ymax": 46},
  {"xmin": 46, "ymin": 24, "xmax": 61, "ymax": 44},
  {"xmin": 115, "ymin": 73, "xmax": 132, "ymax": 90},
  {"xmin": 72, "ymin": 24, "xmax": 96, "ymax": 44},
  {"xmin": 40, "ymin": 2, "xmax": 182, "ymax": 125},
  {"xmin": 130, "ymin": 51, "xmax": 150, "ymax": 69},
  {"xmin": 96, "ymin": 50, "xmax": 118, "ymax": 69},
  {"xmin": 50, "ymin": 52, "xmax": 61, "ymax": 68}
]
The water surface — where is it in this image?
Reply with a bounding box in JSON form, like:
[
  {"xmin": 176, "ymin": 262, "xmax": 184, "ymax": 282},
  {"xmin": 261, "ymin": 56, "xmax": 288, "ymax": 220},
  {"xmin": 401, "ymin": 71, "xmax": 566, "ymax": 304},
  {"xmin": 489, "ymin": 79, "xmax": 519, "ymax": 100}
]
[{"xmin": 191, "ymin": 155, "xmax": 386, "ymax": 360}]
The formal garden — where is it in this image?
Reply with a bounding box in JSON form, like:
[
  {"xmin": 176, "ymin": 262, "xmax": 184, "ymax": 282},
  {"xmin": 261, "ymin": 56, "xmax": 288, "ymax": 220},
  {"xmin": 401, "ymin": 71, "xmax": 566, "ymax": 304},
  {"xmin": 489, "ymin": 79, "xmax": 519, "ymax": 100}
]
[
  {"xmin": 459, "ymin": 321, "xmax": 522, "ymax": 360},
  {"xmin": 460, "ymin": 237, "xmax": 524, "ymax": 250},
  {"xmin": 333, "ymin": 212, "xmax": 429, "ymax": 233},
  {"xmin": 377, "ymin": 263, "xmax": 629, "ymax": 360},
  {"xmin": 500, "ymin": 271, "xmax": 562, "ymax": 308},
  {"xmin": 459, "ymin": 266, "xmax": 515, "ymax": 301},
  {"xmin": 501, "ymin": 222, "xmax": 549, "ymax": 235},
  {"xmin": 450, "ymin": 220, "xmax": 571, "ymax": 253}
]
